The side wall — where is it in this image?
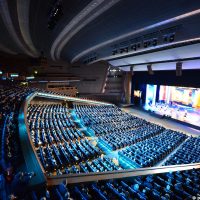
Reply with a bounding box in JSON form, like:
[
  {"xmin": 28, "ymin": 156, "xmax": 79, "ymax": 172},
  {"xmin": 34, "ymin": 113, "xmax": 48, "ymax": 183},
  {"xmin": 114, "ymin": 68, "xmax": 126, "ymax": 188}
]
[{"xmin": 69, "ymin": 62, "xmax": 109, "ymax": 94}]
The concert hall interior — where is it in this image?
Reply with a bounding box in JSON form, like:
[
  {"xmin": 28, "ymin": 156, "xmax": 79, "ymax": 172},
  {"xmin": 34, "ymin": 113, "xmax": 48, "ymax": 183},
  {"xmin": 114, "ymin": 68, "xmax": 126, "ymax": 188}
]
[{"xmin": 0, "ymin": 0, "xmax": 200, "ymax": 199}]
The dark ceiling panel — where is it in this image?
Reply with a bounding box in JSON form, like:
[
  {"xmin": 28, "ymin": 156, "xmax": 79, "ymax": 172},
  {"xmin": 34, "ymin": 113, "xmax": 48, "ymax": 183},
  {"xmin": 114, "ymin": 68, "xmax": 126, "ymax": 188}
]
[
  {"xmin": 60, "ymin": 0, "xmax": 200, "ymax": 60},
  {"xmin": 0, "ymin": 0, "xmax": 200, "ymax": 65},
  {"xmin": 29, "ymin": 0, "xmax": 92, "ymax": 58},
  {"xmin": 0, "ymin": 4, "xmax": 22, "ymax": 54}
]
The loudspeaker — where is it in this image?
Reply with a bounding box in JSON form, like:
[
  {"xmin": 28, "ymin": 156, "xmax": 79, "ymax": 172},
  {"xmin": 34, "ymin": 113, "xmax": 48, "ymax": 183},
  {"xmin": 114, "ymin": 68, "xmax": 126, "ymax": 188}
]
[
  {"xmin": 147, "ymin": 64, "xmax": 154, "ymax": 75},
  {"xmin": 176, "ymin": 62, "xmax": 182, "ymax": 76}
]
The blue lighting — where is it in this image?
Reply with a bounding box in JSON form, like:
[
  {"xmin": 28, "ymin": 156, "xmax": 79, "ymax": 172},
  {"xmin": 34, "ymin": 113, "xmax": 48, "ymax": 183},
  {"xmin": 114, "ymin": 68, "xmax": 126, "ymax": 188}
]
[
  {"xmin": 118, "ymin": 156, "xmax": 137, "ymax": 169},
  {"xmin": 97, "ymin": 140, "xmax": 112, "ymax": 154}
]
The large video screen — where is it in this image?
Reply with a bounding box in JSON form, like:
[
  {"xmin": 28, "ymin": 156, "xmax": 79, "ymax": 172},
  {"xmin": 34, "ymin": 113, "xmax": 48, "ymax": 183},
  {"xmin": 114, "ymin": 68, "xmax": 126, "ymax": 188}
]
[
  {"xmin": 145, "ymin": 85, "xmax": 200, "ymax": 127},
  {"xmin": 159, "ymin": 86, "xmax": 200, "ymax": 108},
  {"xmin": 145, "ymin": 84, "xmax": 157, "ymax": 106}
]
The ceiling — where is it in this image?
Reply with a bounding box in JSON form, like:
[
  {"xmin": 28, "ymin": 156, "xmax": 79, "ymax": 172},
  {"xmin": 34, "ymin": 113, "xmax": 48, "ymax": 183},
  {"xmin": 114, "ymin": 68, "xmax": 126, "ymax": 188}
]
[
  {"xmin": 0, "ymin": 0, "xmax": 200, "ymax": 68},
  {"xmin": 109, "ymin": 42, "xmax": 200, "ymax": 66}
]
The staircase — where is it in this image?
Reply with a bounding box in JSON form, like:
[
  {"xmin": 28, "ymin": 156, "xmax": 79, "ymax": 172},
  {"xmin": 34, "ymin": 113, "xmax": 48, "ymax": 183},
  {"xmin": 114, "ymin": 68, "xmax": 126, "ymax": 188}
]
[{"xmin": 103, "ymin": 67, "xmax": 124, "ymax": 95}]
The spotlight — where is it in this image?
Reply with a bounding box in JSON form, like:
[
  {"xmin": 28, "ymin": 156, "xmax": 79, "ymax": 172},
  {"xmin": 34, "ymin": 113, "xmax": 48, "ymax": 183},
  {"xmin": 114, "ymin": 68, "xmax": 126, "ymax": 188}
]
[
  {"xmin": 137, "ymin": 43, "xmax": 141, "ymax": 48},
  {"xmin": 131, "ymin": 44, "xmax": 137, "ymax": 51},
  {"xmin": 169, "ymin": 33, "xmax": 175, "ymax": 42},
  {"xmin": 124, "ymin": 47, "xmax": 128, "ymax": 53},
  {"xmin": 163, "ymin": 35, "xmax": 168, "ymax": 42},
  {"xmin": 144, "ymin": 41, "xmax": 148, "ymax": 48},
  {"xmin": 152, "ymin": 39, "xmax": 157, "ymax": 46},
  {"xmin": 112, "ymin": 50, "xmax": 118, "ymax": 55},
  {"xmin": 120, "ymin": 47, "xmax": 128, "ymax": 53}
]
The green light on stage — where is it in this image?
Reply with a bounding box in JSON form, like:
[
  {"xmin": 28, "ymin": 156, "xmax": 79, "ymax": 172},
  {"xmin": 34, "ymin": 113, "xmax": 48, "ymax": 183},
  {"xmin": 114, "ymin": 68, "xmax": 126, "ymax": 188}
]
[{"xmin": 0, "ymin": 70, "xmax": 2, "ymax": 75}]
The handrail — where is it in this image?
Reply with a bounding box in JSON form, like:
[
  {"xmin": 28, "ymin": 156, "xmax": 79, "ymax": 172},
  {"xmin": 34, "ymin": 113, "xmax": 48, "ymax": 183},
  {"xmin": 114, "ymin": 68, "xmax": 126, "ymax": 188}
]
[
  {"xmin": 18, "ymin": 93, "xmax": 46, "ymax": 186},
  {"xmin": 36, "ymin": 92, "xmax": 113, "ymax": 106},
  {"xmin": 47, "ymin": 162, "xmax": 200, "ymax": 185}
]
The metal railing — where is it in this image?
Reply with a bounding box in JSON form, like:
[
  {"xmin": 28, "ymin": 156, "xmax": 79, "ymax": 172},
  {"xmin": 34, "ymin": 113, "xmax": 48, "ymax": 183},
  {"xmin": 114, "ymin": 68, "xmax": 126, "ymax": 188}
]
[{"xmin": 47, "ymin": 162, "xmax": 200, "ymax": 185}]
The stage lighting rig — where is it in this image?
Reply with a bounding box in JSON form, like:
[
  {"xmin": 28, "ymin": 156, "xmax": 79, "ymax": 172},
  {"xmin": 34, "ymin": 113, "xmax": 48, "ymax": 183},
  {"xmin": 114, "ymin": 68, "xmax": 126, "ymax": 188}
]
[{"xmin": 48, "ymin": 0, "xmax": 63, "ymax": 30}]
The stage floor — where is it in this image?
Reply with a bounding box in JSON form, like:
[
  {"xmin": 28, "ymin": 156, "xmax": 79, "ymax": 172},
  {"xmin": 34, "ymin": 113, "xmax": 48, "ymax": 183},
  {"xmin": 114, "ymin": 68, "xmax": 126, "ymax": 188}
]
[
  {"xmin": 123, "ymin": 107, "xmax": 200, "ymax": 137},
  {"xmin": 144, "ymin": 103, "xmax": 200, "ymax": 127}
]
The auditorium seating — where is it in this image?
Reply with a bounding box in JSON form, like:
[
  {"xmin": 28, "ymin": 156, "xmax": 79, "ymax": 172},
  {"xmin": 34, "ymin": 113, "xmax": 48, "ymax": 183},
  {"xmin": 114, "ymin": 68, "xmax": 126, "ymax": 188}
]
[
  {"xmin": 164, "ymin": 136, "xmax": 200, "ymax": 165},
  {"xmin": 27, "ymin": 104, "xmax": 123, "ymax": 175},
  {"xmin": 26, "ymin": 168, "xmax": 200, "ymax": 200},
  {"xmin": 79, "ymin": 157, "xmax": 122, "ymax": 173},
  {"xmin": 0, "ymin": 85, "xmax": 199, "ymax": 199},
  {"xmin": 74, "ymin": 104, "xmax": 147, "ymax": 136},
  {"xmin": 28, "ymin": 104, "xmax": 82, "ymax": 146},
  {"xmin": 0, "ymin": 86, "xmax": 34, "ymax": 170},
  {"xmin": 119, "ymin": 130, "xmax": 187, "ymax": 168},
  {"xmin": 99, "ymin": 124, "xmax": 165, "ymax": 150},
  {"xmin": 36, "ymin": 138, "xmax": 103, "ymax": 175}
]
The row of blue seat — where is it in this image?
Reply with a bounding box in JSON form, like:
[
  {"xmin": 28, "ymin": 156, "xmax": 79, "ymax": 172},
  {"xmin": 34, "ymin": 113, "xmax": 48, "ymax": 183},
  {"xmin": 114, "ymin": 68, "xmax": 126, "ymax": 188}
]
[
  {"xmin": 37, "ymin": 138, "xmax": 101, "ymax": 173},
  {"xmin": 79, "ymin": 157, "xmax": 122, "ymax": 173},
  {"xmin": 28, "ymin": 104, "xmax": 84, "ymax": 147},
  {"xmin": 0, "ymin": 86, "xmax": 36, "ymax": 170},
  {"xmin": 27, "ymin": 168, "xmax": 200, "ymax": 200},
  {"xmin": 164, "ymin": 136, "xmax": 200, "ymax": 166},
  {"xmin": 119, "ymin": 130, "xmax": 187, "ymax": 168},
  {"xmin": 99, "ymin": 124, "xmax": 165, "ymax": 150},
  {"xmin": 74, "ymin": 104, "xmax": 147, "ymax": 136},
  {"xmin": 2, "ymin": 168, "xmax": 199, "ymax": 199}
]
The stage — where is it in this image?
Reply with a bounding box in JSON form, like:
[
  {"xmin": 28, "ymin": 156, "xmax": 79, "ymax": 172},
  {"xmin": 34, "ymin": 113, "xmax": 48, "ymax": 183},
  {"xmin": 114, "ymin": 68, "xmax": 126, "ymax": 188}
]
[
  {"xmin": 144, "ymin": 103, "xmax": 200, "ymax": 128},
  {"xmin": 123, "ymin": 107, "xmax": 200, "ymax": 137}
]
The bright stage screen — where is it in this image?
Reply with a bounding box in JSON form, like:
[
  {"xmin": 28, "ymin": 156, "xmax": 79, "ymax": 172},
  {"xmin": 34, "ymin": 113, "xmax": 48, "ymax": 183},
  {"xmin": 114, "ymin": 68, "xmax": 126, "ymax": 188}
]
[
  {"xmin": 159, "ymin": 86, "xmax": 200, "ymax": 108},
  {"xmin": 145, "ymin": 85, "xmax": 200, "ymax": 127},
  {"xmin": 145, "ymin": 84, "xmax": 157, "ymax": 106}
]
